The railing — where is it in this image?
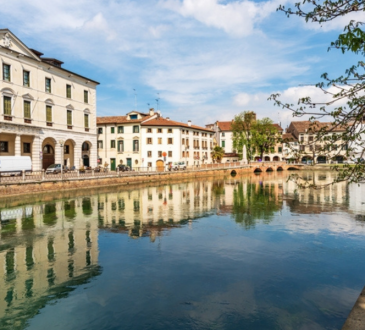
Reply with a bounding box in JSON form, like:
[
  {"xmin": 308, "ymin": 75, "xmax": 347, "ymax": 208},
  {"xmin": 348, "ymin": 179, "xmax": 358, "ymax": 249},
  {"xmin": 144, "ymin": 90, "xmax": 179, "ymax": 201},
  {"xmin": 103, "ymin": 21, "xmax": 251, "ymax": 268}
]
[{"xmin": 0, "ymin": 162, "xmax": 253, "ymax": 184}]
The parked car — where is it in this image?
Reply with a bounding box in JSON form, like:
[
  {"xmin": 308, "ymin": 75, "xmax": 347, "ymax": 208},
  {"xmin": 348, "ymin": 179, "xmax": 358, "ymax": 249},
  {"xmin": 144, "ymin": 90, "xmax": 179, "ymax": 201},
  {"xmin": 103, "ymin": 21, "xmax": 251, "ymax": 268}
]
[
  {"xmin": 45, "ymin": 164, "xmax": 62, "ymax": 174},
  {"xmin": 117, "ymin": 164, "xmax": 130, "ymax": 172},
  {"xmin": 0, "ymin": 156, "xmax": 32, "ymax": 176},
  {"xmin": 172, "ymin": 162, "xmax": 187, "ymax": 170}
]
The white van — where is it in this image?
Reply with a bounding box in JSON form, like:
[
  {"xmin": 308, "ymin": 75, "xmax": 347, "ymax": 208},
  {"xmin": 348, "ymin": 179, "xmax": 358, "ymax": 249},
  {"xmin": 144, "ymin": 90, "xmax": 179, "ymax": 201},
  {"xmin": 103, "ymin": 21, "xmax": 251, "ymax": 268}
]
[{"xmin": 0, "ymin": 156, "xmax": 32, "ymax": 175}]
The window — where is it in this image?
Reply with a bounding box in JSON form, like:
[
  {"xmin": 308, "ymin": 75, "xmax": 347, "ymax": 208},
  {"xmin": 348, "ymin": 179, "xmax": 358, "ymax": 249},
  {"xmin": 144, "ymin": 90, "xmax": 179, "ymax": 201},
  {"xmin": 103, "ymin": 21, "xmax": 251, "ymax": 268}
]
[
  {"xmin": 84, "ymin": 114, "xmax": 89, "ymax": 128},
  {"xmin": 130, "ymin": 114, "xmax": 138, "ymax": 120},
  {"xmin": 84, "ymin": 90, "xmax": 88, "ymax": 103},
  {"xmin": 342, "ymin": 144, "xmax": 348, "ymax": 150},
  {"xmin": 23, "ymin": 143, "xmax": 31, "ymax": 153},
  {"xmin": 148, "ymin": 162, "xmax": 152, "ymax": 167},
  {"xmin": 118, "ymin": 126, "xmax": 124, "ymax": 133},
  {"xmin": 133, "ymin": 140, "xmax": 139, "ymax": 152},
  {"xmin": 98, "ymin": 127, "xmax": 103, "ymax": 134},
  {"xmin": 66, "ymin": 84, "xmax": 71, "ymax": 98},
  {"xmin": 24, "ymin": 101, "xmax": 31, "ymax": 119},
  {"xmin": 168, "ymin": 138, "xmax": 173, "ymax": 144},
  {"xmin": 222, "ymin": 133, "xmax": 225, "ymax": 137},
  {"xmin": 3, "ymin": 96, "xmax": 11, "ymax": 115},
  {"xmin": 111, "ymin": 140, "xmax": 116, "ymax": 148},
  {"xmin": 168, "ymin": 129, "xmax": 172, "ymax": 133},
  {"xmin": 309, "ymin": 136, "xmax": 313, "ymax": 142},
  {"xmin": 182, "ymin": 138, "xmax": 185, "ymax": 145},
  {"xmin": 118, "ymin": 140, "xmax": 124, "ymax": 152},
  {"xmin": 98, "ymin": 140, "xmax": 103, "ymax": 149},
  {"xmin": 147, "ymin": 151, "xmax": 152, "ymax": 157},
  {"xmin": 45, "ymin": 78, "xmax": 51, "ymax": 93},
  {"xmin": 309, "ymin": 145, "xmax": 313, "ymax": 151},
  {"xmin": 278, "ymin": 147, "xmax": 282, "ymax": 153},
  {"xmin": 46, "ymin": 105, "xmax": 52, "ymax": 122},
  {"xmin": 67, "ymin": 110, "xmax": 72, "ymax": 126},
  {"xmin": 158, "ymin": 138, "xmax": 162, "ymax": 144},
  {"xmin": 300, "ymin": 136, "xmax": 304, "ymax": 142},
  {"xmin": 0, "ymin": 141, "xmax": 9, "ymax": 152},
  {"xmin": 158, "ymin": 128, "xmax": 162, "ymax": 133},
  {"xmin": 133, "ymin": 126, "xmax": 139, "ymax": 133},
  {"xmin": 299, "ymin": 145, "xmax": 305, "ymax": 151},
  {"xmin": 222, "ymin": 141, "xmax": 225, "ymax": 148},
  {"xmin": 147, "ymin": 128, "xmax": 152, "ymax": 133},
  {"xmin": 3, "ymin": 64, "xmax": 10, "ymax": 81},
  {"xmin": 168, "ymin": 151, "xmax": 172, "ymax": 157},
  {"xmin": 158, "ymin": 151, "xmax": 162, "ymax": 157},
  {"xmin": 147, "ymin": 138, "xmax": 152, "ymax": 144},
  {"xmin": 64, "ymin": 145, "xmax": 70, "ymax": 154},
  {"xmin": 23, "ymin": 71, "xmax": 30, "ymax": 87},
  {"xmin": 111, "ymin": 127, "xmax": 115, "ymax": 134},
  {"xmin": 182, "ymin": 151, "xmax": 185, "ymax": 157}
]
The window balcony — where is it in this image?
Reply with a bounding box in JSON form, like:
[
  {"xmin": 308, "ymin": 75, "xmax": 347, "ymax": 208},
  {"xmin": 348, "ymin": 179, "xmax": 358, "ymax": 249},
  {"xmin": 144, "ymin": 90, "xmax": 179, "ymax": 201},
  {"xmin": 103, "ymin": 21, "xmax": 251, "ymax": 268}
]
[{"xmin": 24, "ymin": 119, "xmax": 32, "ymax": 124}]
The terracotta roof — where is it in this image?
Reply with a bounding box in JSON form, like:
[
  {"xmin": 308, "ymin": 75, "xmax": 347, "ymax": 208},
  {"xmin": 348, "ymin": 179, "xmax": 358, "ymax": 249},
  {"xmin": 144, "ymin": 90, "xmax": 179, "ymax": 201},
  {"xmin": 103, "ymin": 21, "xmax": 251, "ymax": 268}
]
[
  {"xmin": 142, "ymin": 117, "xmax": 214, "ymax": 132},
  {"xmin": 282, "ymin": 133, "xmax": 298, "ymax": 142},
  {"xmin": 289, "ymin": 121, "xmax": 346, "ymax": 133},
  {"xmin": 273, "ymin": 124, "xmax": 283, "ymax": 131},
  {"xmin": 223, "ymin": 153, "xmax": 239, "ymax": 157},
  {"xmin": 216, "ymin": 121, "xmax": 233, "ymax": 131},
  {"xmin": 97, "ymin": 115, "xmax": 151, "ymax": 125}
]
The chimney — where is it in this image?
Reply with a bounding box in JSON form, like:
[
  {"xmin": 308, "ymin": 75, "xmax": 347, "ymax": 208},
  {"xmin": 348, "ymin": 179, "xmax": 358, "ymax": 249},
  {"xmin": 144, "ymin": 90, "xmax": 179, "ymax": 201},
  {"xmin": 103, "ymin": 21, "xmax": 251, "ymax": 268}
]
[
  {"xmin": 188, "ymin": 120, "xmax": 192, "ymax": 126},
  {"xmin": 149, "ymin": 108, "xmax": 155, "ymax": 116},
  {"xmin": 166, "ymin": 117, "xmax": 170, "ymax": 121}
]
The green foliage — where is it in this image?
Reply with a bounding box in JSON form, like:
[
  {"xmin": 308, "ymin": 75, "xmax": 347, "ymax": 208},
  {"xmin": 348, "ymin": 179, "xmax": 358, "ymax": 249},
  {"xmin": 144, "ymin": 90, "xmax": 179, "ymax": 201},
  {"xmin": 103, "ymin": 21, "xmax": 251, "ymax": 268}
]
[
  {"xmin": 232, "ymin": 111, "xmax": 256, "ymax": 160},
  {"xmin": 270, "ymin": 0, "xmax": 365, "ymax": 185},
  {"xmin": 250, "ymin": 118, "xmax": 279, "ymax": 159},
  {"xmin": 211, "ymin": 146, "xmax": 225, "ymax": 163}
]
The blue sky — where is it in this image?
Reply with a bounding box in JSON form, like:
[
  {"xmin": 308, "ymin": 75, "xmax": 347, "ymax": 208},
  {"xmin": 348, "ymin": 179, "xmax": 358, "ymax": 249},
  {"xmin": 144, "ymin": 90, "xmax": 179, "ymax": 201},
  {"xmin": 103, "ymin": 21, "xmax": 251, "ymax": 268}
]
[{"xmin": 0, "ymin": 0, "xmax": 360, "ymax": 128}]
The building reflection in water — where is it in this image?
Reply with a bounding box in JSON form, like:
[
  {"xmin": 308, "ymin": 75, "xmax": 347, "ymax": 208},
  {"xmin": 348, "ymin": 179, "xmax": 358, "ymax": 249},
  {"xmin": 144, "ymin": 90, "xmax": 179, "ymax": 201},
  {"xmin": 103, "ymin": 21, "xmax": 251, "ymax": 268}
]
[
  {"xmin": 0, "ymin": 170, "xmax": 365, "ymax": 329},
  {"xmin": 0, "ymin": 197, "xmax": 101, "ymax": 330}
]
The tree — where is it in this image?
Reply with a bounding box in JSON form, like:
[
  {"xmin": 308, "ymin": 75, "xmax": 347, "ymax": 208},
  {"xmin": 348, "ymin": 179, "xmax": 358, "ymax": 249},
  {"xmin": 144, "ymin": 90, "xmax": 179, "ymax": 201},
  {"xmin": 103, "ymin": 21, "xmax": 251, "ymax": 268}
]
[
  {"xmin": 251, "ymin": 118, "xmax": 280, "ymax": 160},
  {"xmin": 211, "ymin": 146, "xmax": 225, "ymax": 163},
  {"xmin": 231, "ymin": 111, "xmax": 256, "ymax": 161},
  {"xmin": 269, "ymin": 0, "xmax": 365, "ymax": 185}
]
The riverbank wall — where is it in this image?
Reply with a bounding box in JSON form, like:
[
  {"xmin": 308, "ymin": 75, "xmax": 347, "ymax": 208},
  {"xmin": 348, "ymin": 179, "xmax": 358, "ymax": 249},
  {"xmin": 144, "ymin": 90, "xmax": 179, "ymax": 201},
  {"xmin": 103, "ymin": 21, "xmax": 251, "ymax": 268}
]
[{"xmin": 0, "ymin": 167, "xmax": 251, "ymax": 198}]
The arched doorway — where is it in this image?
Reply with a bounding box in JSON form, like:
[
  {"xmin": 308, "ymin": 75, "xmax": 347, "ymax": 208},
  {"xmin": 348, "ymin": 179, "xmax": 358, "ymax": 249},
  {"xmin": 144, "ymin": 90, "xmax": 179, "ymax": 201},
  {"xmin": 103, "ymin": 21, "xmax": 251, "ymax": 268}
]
[
  {"xmin": 334, "ymin": 155, "xmax": 344, "ymax": 163},
  {"xmin": 273, "ymin": 156, "xmax": 279, "ymax": 161},
  {"xmin": 42, "ymin": 143, "xmax": 55, "ymax": 170},
  {"xmin": 255, "ymin": 156, "xmax": 261, "ymax": 161},
  {"xmin": 302, "ymin": 156, "xmax": 312, "ymax": 164},
  {"xmin": 156, "ymin": 160, "xmax": 164, "ymax": 172},
  {"xmin": 317, "ymin": 156, "xmax": 327, "ymax": 164},
  {"xmin": 264, "ymin": 156, "xmax": 270, "ymax": 161},
  {"xmin": 83, "ymin": 155, "xmax": 90, "ymax": 167},
  {"xmin": 64, "ymin": 139, "xmax": 75, "ymax": 168}
]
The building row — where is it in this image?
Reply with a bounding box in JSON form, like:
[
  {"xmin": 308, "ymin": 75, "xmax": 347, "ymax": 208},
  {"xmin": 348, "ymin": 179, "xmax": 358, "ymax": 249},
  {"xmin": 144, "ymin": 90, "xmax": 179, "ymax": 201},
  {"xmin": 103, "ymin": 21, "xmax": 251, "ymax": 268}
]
[{"xmin": 0, "ymin": 29, "xmax": 355, "ymax": 171}]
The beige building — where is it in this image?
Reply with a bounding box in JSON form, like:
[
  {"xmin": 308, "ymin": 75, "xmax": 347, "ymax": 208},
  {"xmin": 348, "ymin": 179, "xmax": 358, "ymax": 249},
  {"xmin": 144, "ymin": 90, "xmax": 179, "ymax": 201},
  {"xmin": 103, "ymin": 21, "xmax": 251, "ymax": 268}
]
[
  {"xmin": 97, "ymin": 110, "xmax": 214, "ymax": 170},
  {"xmin": 0, "ymin": 29, "xmax": 99, "ymax": 170},
  {"xmin": 286, "ymin": 121, "xmax": 348, "ymax": 163}
]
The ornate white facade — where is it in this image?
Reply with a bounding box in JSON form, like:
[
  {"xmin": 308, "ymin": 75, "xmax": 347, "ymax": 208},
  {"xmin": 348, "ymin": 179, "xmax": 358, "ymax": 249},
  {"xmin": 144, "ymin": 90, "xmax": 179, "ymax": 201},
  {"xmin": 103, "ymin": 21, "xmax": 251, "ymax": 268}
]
[{"xmin": 0, "ymin": 29, "xmax": 99, "ymax": 170}]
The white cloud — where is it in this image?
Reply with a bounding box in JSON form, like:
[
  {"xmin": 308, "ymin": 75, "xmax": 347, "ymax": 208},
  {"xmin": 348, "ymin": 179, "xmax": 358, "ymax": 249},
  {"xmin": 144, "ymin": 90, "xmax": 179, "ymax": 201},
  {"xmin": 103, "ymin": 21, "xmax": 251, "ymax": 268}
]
[{"xmin": 162, "ymin": 0, "xmax": 280, "ymax": 37}]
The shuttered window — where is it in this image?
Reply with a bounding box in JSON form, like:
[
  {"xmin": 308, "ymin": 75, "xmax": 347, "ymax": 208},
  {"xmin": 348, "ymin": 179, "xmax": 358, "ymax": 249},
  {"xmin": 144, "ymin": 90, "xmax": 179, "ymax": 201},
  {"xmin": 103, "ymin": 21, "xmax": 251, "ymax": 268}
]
[
  {"xmin": 84, "ymin": 114, "xmax": 89, "ymax": 128},
  {"xmin": 3, "ymin": 96, "xmax": 11, "ymax": 115},
  {"xmin": 45, "ymin": 78, "xmax": 51, "ymax": 93},
  {"xmin": 66, "ymin": 85, "xmax": 71, "ymax": 98},
  {"xmin": 67, "ymin": 110, "xmax": 72, "ymax": 126},
  {"xmin": 24, "ymin": 101, "xmax": 31, "ymax": 119},
  {"xmin": 3, "ymin": 64, "xmax": 10, "ymax": 81},
  {"xmin": 84, "ymin": 90, "xmax": 88, "ymax": 103},
  {"xmin": 46, "ymin": 105, "xmax": 52, "ymax": 122}
]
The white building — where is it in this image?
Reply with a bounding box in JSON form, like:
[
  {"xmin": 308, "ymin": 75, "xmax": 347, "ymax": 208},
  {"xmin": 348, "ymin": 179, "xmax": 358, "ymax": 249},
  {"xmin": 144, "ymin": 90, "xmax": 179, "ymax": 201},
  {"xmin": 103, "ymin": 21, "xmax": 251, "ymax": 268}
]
[
  {"xmin": 0, "ymin": 29, "xmax": 99, "ymax": 170},
  {"xmin": 97, "ymin": 110, "xmax": 215, "ymax": 170}
]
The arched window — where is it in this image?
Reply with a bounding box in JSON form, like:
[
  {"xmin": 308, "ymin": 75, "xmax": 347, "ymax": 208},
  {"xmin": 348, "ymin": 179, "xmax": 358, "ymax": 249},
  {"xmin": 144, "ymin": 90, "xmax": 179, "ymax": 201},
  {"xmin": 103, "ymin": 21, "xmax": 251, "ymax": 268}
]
[
  {"xmin": 43, "ymin": 145, "xmax": 54, "ymax": 154},
  {"xmin": 82, "ymin": 142, "xmax": 90, "ymax": 151}
]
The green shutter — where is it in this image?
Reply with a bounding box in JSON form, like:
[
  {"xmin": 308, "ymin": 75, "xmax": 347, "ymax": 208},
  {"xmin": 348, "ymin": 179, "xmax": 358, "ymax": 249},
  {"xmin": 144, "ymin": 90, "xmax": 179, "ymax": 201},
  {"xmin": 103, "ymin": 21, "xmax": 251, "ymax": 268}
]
[
  {"xmin": 24, "ymin": 101, "xmax": 31, "ymax": 119},
  {"xmin": 46, "ymin": 106, "xmax": 52, "ymax": 122},
  {"xmin": 84, "ymin": 90, "xmax": 88, "ymax": 103},
  {"xmin": 84, "ymin": 114, "xmax": 89, "ymax": 128},
  {"xmin": 67, "ymin": 110, "xmax": 72, "ymax": 125},
  {"xmin": 4, "ymin": 96, "xmax": 11, "ymax": 115},
  {"xmin": 66, "ymin": 85, "xmax": 71, "ymax": 98}
]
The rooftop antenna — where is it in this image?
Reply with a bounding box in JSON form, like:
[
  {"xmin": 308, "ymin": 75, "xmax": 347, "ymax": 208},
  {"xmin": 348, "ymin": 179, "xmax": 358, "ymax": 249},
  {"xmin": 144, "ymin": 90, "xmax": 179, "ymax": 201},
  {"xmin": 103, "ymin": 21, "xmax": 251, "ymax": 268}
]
[
  {"xmin": 133, "ymin": 89, "xmax": 137, "ymax": 111},
  {"xmin": 156, "ymin": 92, "xmax": 160, "ymax": 111}
]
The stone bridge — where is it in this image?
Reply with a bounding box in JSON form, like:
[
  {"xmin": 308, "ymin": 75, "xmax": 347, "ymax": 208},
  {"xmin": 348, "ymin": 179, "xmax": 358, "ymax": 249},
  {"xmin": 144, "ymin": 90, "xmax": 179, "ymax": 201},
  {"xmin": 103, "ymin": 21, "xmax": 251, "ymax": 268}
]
[{"xmin": 249, "ymin": 161, "xmax": 303, "ymax": 173}]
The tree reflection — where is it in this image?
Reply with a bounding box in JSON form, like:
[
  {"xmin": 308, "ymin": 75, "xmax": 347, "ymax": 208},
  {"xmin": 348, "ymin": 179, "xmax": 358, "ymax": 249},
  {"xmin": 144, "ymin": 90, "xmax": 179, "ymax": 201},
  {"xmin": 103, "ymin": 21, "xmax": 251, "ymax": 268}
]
[{"xmin": 232, "ymin": 181, "xmax": 282, "ymax": 229}]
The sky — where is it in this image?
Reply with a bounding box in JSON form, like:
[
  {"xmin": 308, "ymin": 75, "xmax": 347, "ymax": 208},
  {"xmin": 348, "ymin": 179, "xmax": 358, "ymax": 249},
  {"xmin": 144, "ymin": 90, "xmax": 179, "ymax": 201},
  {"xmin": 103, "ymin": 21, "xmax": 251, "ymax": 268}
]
[{"xmin": 0, "ymin": 0, "xmax": 359, "ymax": 128}]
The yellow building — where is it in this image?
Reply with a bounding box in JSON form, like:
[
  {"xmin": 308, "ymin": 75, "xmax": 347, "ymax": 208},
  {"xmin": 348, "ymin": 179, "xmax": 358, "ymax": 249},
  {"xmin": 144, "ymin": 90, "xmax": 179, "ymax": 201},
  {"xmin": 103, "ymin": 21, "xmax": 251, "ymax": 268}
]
[{"xmin": 0, "ymin": 29, "xmax": 99, "ymax": 170}]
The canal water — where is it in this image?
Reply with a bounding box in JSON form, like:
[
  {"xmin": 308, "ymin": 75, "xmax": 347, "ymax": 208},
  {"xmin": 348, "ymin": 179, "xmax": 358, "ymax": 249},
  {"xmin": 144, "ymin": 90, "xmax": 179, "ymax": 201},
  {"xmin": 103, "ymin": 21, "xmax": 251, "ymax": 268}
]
[{"xmin": 0, "ymin": 171, "xmax": 365, "ymax": 330}]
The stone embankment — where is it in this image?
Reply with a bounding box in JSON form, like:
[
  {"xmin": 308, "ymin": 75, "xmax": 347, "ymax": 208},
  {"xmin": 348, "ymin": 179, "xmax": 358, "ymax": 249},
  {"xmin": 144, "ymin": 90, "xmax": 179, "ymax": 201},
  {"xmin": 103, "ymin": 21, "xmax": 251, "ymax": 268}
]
[{"xmin": 0, "ymin": 162, "xmax": 301, "ymax": 197}]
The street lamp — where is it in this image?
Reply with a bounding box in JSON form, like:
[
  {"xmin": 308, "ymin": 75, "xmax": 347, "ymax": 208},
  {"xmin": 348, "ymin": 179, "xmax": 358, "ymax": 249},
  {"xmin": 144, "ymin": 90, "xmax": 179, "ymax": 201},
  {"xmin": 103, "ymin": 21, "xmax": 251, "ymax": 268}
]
[{"xmin": 59, "ymin": 139, "xmax": 64, "ymax": 179}]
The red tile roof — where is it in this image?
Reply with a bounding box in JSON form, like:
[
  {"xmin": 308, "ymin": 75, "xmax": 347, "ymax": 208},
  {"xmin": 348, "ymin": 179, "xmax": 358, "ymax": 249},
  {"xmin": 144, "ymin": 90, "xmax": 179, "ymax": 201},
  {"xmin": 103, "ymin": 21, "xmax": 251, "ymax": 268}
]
[
  {"xmin": 216, "ymin": 121, "xmax": 233, "ymax": 131},
  {"xmin": 282, "ymin": 133, "xmax": 298, "ymax": 142},
  {"xmin": 97, "ymin": 115, "xmax": 151, "ymax": 125},
  {"xmin": 142, "ymin": 117, "xmax": 214, "ymax": 132},
  {"xmin": 289, "ymin": 121, "xmax": 346, "ymax": 133}
]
